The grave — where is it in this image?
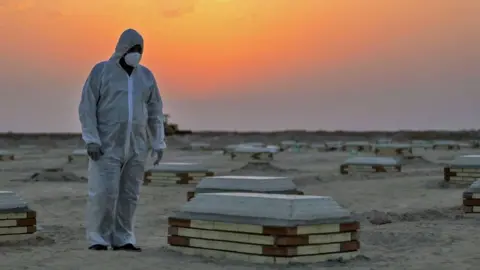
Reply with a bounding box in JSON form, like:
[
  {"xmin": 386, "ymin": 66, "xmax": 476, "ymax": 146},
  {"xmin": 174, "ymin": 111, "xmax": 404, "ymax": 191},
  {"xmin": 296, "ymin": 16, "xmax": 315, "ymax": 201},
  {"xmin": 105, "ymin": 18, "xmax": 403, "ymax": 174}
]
[
  {"xmin": 458, "ymin": 142, "xmax": 472, "ymax": 149},
  {"xmin": 444, "ymin": 155, "xmax": 480, "ymax": 184},
  {"xmin": 168, "ymin": 193, "xmax": 359, "ymax": 264},
  {"xmin": 470, "ymin": 140, "xmax": 480, "ymax": 149},
  {"xmin": 0, "ymin": 150, "xmax": 15, "ymax": 161},
  {"xmin": 186, "ymin": 176, "xmax": 303, "ymax": 200},
  {"xmin": 280, "ymin": 140, "xmax": 297, "ymax": 151},
  {"xmin": 432, "ymin": 140, "xmax": 460, "ymax": 150},
  {"xmin": 324, "ymin": 141, "xmax": 343, "ymax": 151},
  {"xmin": 243, "ymin": 142, "xmax": 266, "ymax": 147},
  {"xmin": 265, "ymin": 145, "xmax": 281, "ymax": 152},
  {"xmin": 223, "ymin": 144, "xmax": 239, "ymax": 154},
  {"xmin": 341, "ymin": 141, "xmax": 371, "ymax": 152},
  {"xmin": 410, "ymin": 140, "xmax": 432, "ymax": 150},
  {"xmin": 67, "ymin": 149, "xmax": 88, "ymax": 163},
  {"xmin": 223, "ymin": 143, "xmax": 264, "ymax": 154},
  {"xmin": 340, "ymin": 156, "xmax": 402, "ymax": 175},
  {"xmin": 144, "ymin": 162, "xmax": 214, "ymax": 185},
  {"xmin": 374, "ymin": 138, "xmax": 392, "ymax": 144},
  {"xmin": 0, "ymin": 191, "xmax": 37, "ymax": 243},
  {"xmin": 229, "ymin": 146, "xmax": 277, "ymax": 164},
  {"xmin": 463, "ymin": 180, "xmax": 480, "ymax": 213},
  {"xmin": 288, "ymin": 142, "xmax": 310, "ymax": 152},
  {"xmin": 310, "ymin": 143, "xmax": 327, "ymax": 152},
  {"xmin": 188, "ymin": 142, "xmax": 212, "ymax": 151},
  {"xmin": 374, "ymin": 143, "xmax": 414, "ymax": 158}
]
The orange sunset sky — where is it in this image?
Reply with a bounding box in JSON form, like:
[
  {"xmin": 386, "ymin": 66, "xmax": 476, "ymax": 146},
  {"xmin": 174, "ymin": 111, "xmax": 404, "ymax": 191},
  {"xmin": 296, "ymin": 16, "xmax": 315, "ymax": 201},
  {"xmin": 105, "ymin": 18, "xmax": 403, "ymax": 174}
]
[{"xmin": 0, "ymin": 0, "xmax": 479, "ymax": 132}]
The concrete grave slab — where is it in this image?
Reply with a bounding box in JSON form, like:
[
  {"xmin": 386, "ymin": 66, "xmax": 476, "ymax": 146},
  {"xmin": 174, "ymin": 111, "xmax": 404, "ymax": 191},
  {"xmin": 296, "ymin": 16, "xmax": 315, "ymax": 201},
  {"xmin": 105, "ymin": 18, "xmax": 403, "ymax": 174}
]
[
  {"xmin": 144, "ymin": 163, "xmax": 214, "ymax": 186},
  {"xmin": 285, "ymin": 142, "xmax": 310, "ymax": 152},
  {"xmin": 410, "ymin": 140, "xmax": 433, "ymax": 152},
  {"xmin": 229, "ymin": 146, "xmax": 277, "ymax": 163},
  {"xmin": 341, "ymin": 141, "xmax": 371, "ymax": 152},
  {"xmin": 187, "ymin": 176, "xmax": 302, "ymax": 200},
  {"xmin": 340, "ymin": 156, "xmax": 402, "ymax": 174},
  {"xmin": 265, "ymin": 145, "xmax": 280, "ymax": 151},
  {"xmin": 171, "ymin": 192, "xmax": 356, "ymax": 227},
  {"xmin": 445, "ymin": 155, "xmax": 480, "ymax": 184},
  {"xmin": 432, "ymin": 140, "xmax": 460, "ymax": 150},
  {"xmin": 375, "ymin": 138, "xmax": 392, "ymax": 144},
  {"xmin": 68, "ymin": 149, "xmax": 88, "ymax": 163},
  {"xmin": 374, "ymin": 143, "xmax": 412, "ymax": 149},
  {"xmin": 324, "ymin": 141, "xmax": 343, "ymax": 151},
  {"xmin": 310, "ymin": 143, "xmax": 326, "ymax": 151},
  {"xmin": 169, "ymin": 226, "xmax": 357, "ymax": 246},
  {"xmin": 168, "ymin": 193, "xmax": 359, "ymax": 263},
  {"xmin": 188, "ymin": 142, "xmax": 211, "ymax": 151},
  {"xmin": 343, "ymin": 156, "xmax": 401, "ymax": 166},
  {"xmin": 280, "ymin": 140, "xmax": 296, "ymax": 147},
  {"xmin": 0, "ymin": 191, "xmax": 37, "ymax": 243},
  {"xmin": 243, "ymin": 142, "xmax": 266, "ymax": 147},
  {"xmin": 0, "ymin": 150, "xmax": 15, "ymax": 161},
  {"xmin": 450, "ymin": 155, "xmax": 480, "ymax": 168},
  {"xmin": 169, "ymin": 245, "xmax": 359, "ymax": 264},
  {"xmin": 223, "ymin": 144, "xmax": 239, "ymax": 154},
  {"xmin": 168, "ymin": 235, "xmax": 358, "ymax": 257},
  {"xmin": 463, "ymin": 180, "xmax": 480, "ymax": 213},
  {"xmin": 0, "ymin": 191, "xmax": 29, "ymax": 213},
  {"xmin": 374, "ymin": 143, "xmax": 414, "ymax": 158},
  {"xmin": 458, "ymin": 142, "xmax": 472, "ymax": 149},
  {"xmin": 71, "ymin": 149, "xmax": 87, "ymax": 156}
]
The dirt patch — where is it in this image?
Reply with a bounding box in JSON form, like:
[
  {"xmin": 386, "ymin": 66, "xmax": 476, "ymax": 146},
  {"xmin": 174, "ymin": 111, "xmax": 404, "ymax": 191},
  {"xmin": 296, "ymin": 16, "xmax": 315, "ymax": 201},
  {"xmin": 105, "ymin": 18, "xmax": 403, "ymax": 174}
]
[
  {"xmin": 231, "ymin": 162, "xmax": 299, "ymax": 175},
  {"xmin": 14, "ymin": 170, "xmax": 87, "ymax": 183},
  {"xmin": 357, "ymin": 207, "xmax": 464, "ymax": 224}
]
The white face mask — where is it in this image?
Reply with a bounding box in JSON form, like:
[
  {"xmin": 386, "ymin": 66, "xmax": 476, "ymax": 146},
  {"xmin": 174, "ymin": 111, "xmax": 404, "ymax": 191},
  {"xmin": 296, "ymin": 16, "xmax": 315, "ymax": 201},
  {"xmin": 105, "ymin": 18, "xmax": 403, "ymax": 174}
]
[{"xmin": 124, "ymin": 52, "xmax": 141, "ymax": 67}]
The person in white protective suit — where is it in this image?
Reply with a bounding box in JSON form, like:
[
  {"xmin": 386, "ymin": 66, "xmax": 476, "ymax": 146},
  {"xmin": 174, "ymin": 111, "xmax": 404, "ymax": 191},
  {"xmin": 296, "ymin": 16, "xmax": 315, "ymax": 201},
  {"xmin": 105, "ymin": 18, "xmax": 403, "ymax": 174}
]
[{"xmin": 78, "ymin": 28, "xmax": 166, "ymax": 252}]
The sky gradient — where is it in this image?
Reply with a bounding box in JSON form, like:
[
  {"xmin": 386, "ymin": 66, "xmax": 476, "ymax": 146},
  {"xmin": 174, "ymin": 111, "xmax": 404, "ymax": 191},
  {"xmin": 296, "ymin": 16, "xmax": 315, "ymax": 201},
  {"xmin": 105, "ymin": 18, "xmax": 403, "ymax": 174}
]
[{"xmin": 1, "ymin": 0, "xmax": 479, "ymax": 132}]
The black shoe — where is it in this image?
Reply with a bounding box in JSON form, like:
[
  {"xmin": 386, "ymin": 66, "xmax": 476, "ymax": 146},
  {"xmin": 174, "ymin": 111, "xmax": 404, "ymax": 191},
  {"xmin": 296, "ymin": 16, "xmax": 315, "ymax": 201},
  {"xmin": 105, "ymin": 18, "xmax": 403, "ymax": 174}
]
[
  {"xmin": 112, "ymin": 243, "xmax": 142, "ymax": 252},
  {"xmin": 88, "ymin": 244, "xmax": 108, "ymax": 250}
]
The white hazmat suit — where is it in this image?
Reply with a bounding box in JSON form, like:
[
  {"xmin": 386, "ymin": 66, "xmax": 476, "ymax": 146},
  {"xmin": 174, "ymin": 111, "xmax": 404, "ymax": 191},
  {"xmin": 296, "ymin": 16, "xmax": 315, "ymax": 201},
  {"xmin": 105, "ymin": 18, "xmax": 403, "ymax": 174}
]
[{"xmin": 79, "ymin": 29, "xmax": 166, "ymax": 247}]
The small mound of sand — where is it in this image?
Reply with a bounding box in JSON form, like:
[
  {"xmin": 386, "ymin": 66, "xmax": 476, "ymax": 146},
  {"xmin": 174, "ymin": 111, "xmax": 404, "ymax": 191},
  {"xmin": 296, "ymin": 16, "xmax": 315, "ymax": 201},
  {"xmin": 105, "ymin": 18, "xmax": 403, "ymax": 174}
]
[
  {"xmin": 358, "ymin": 207, "xmax": 464, "ymax": 225},
  {"xmin": 402, "ymin": 157, "xmax": 438, "ymax": 167},
  {"xmin": 19, "ymin": 170, "xmax": 87, "ymax": 182},
  {"xmin": 360, "ymin": 229, "xmax": 446, "ymax": 251},
  {"xmin": 231, "ymin": 162, "xmax": 299, "ymax": 175}
]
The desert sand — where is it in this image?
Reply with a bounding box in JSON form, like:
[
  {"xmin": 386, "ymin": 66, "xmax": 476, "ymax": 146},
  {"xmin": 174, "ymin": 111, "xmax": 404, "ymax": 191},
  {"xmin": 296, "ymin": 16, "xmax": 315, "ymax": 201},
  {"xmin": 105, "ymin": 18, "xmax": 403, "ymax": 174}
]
[{"xmin": 0, "ymin": 133, "xmax": 479, "ymax": 270}]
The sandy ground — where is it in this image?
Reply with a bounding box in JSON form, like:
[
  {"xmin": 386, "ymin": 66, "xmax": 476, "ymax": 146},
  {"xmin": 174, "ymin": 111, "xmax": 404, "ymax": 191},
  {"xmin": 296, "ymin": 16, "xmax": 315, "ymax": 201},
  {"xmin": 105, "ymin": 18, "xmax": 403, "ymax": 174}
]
[{"xmin": 1, "ymin": 135, "xmax": 480, "ymax": 270}]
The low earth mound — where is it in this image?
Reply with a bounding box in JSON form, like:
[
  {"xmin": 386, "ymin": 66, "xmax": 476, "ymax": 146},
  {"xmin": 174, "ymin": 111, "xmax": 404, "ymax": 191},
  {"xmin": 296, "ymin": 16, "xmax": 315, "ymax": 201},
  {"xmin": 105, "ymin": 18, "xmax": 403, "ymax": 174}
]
[
  {"xmin": 15, "ymin": 168, "xmax": 87, "ymax": 182},
  {"xmin": 230, "ymin": 162, "xmax": 299, "ymax": 175}
]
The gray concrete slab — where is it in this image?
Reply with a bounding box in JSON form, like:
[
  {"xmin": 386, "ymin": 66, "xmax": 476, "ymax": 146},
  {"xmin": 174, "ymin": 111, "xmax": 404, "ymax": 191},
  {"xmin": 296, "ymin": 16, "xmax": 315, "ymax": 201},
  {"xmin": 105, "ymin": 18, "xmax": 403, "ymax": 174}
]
[
  {"xmin": 0, "ymin": 191, "xmax": 29, "ymax": 213},
  {"xmin": 343, "ymin": 156, "xmax": 402, "ymax": 166},
  {"xmin": 344, "ymin": 141, "xmax": 370, "ymax": 146},
  {"xmin": 374, "ymin": 143, "xmax": 412, "ymax": 149},
  {"xmin": 0, "ymin": 150, "xmax": 12, "ymax": 155},
  {"xmin": 195, "ymin": 176, "xmax": 298, "ymax": 194},
  {"xmin": 280, "ymin": 140, "xmax": 297, "ymax": 147},
  {"xmin": 148, "ymin": 162, "xmax": 210, "ymax": 173},
  {"xmin": 465, "ymin": 180, "xmax": 480, "ymax": 193},
  {"xmin": 232, "ymin": 146, "xmax": 278, "ymax": 154},
  {"xmin": 450, "ymin": 155, "xmax": 480, "ymax": 168},
  {"xmin": 433, "ymin": 140, "xmax": 459, "ymax": 146},
  {"xmin": 71, "ymin": 149, "xmax": 87, "ymax": 156},
  {"xmin": 242, "ymin": 142, "xmax": 265, "ymax": 147},
  {"xmin": 171, "ymin": 192, "xmax": 355, "ymax": 226},
  {"xmin": 189, "ymin": 142, "xmax": 211, "ymax": 150}
]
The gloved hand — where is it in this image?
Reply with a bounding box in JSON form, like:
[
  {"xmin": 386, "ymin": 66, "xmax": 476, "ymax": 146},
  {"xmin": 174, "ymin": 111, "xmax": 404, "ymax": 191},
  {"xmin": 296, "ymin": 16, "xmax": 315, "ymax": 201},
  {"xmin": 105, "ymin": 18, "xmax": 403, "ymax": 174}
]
[
  {"xmin": 152, "ymin": 149, "xmax": 163, "ymax": 165},
  {"xmin": 86, "ymin": 143, "xmax": 103, "ymax": 161}
]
